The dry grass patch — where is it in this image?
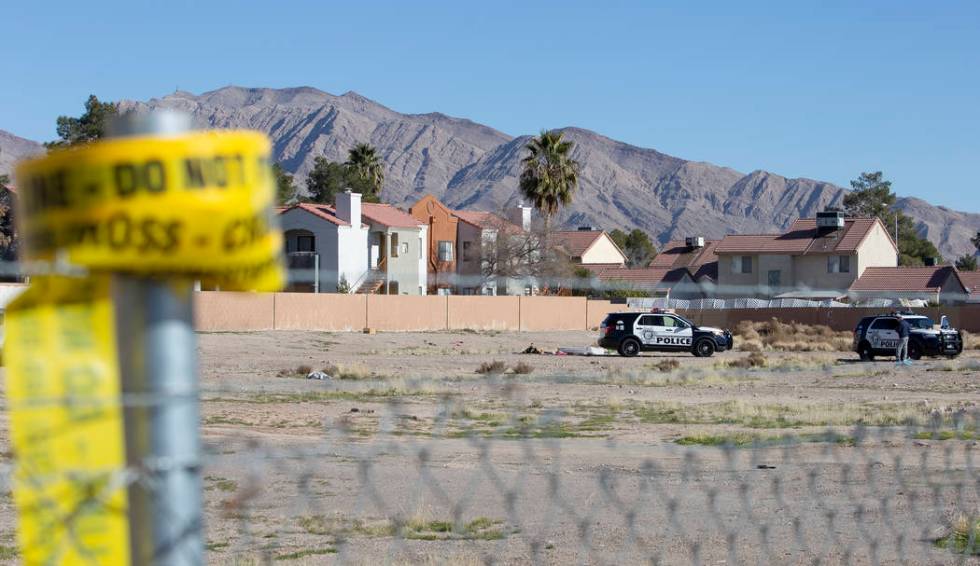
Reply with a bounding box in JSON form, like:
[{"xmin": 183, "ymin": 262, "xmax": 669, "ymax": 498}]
[
  {"xmin": 735, "ymin": 319, "xmax": 851, "ymax": 352},
  {"xmin": 727, "ymin": 351, "xmax": 768, "ymax": 369},
  {"xmin": 935, "ymin": 515, "xmax": 980, "ymax": 555},
  {"xmin": 476, "ymin": 360, "xmax": 506, "ymax": 374},
  {"xmin": 961, "ymin": 331, "xmax": 980, "ymax": 350},
  {"xmin": 648, "ymin": 359, "xmax": 681, "ymax": 372},
  {"xmin": 276, "ymin": 364, "xmax": 313, "ymax": 378},
  {"xmin": 511, "ymin": 361, "xmax": 534, "ymax": 374}
]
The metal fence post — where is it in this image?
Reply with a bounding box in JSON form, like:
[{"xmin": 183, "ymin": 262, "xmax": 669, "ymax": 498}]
[{"xmin": 110, "ymin": 111, "xmax": 203, "ymax": 566}]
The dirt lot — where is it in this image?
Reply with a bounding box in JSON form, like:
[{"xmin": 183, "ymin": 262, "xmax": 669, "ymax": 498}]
[{"xmin": 2, "ymin": 329, "xmax": 979, "ymax": 564}]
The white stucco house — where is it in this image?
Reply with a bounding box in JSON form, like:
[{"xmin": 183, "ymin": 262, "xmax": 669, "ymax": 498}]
[{"xmin": 278, "ymin": 191, "xmax": 428, "ymax": 294}]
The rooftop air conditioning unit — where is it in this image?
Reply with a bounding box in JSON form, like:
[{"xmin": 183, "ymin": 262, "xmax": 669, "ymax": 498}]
[
  {"xmin": 923, "ymin": 257, "xmax": 941, "ymax": 267},
  {"xmin": 685, "ymin": 236, "xmax": 706, "ymax": 248},
  {"xmin": 816, "ymin": 210, "xmax": 845, "ymax": 230},
  {"xmin": 577, "ymin": 226, "xmax": 596, "ymax": 231}
]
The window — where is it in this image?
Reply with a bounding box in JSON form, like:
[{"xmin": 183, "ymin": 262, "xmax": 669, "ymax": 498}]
[
  {"xmin": 870, "ymin": 318, "xmax": 899, "ymax": 331},
  {"xmin": 438, "ymin": 241, "xmax": 453, "ymax": 262},
  {"xmin": 388, "ymin": 281, "xmax": 399, "ymax": 295},
  {"xmin": 390, "ymin": 233, "xmax": 399, "ymax": 258},
  {"xmin": 768, "ymin": 270, "xmax": 781, "ymax": 288},
  {"xmin": 296, "ymin": 235, "xmax": 315, "ymax": 252},
  {"xmin": 638, "ymin": 315, "xmax": 660, "ymax": 326},
  {"xmin": 828, "ymin": 255, "xmax": 851, "ymax": 273},
  {"xmin": 419, "ymin": 236, "xmax": 424, "ymax": 259},
  {"xmin": 662, "ymin": 316, "xmax": 688, "ymax": 329},
  {"xmin": 731, "ymin": 255, "xmax": 753, "ymax": 274},
  {"xmin": 462, "ymin": 241, "xmax": 472, "ymax": 261}
]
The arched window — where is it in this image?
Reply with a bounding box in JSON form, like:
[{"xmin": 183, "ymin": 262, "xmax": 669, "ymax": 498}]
[{"xmin": 285, "ymin": 229, "xmax": 315, "ymax": 253}]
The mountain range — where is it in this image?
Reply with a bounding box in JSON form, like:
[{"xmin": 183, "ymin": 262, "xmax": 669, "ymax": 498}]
[{"xmin": 2, "ymin": 85, "xmax": 977, "ymax": 258}]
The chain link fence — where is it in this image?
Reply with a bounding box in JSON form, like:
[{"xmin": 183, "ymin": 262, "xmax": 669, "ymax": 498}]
[{"xmin": 3, "ymin": 338, "xmax": 977, "ymax": 565}]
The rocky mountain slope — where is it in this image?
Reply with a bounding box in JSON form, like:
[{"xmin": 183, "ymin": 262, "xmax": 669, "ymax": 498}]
[
  {"xmin": 0, "ymin": 129, "xmax": 44, "ymax": 182},
  {"xmin": 5, "ymin": 86, "xmax": 976, "ymax": 258}
]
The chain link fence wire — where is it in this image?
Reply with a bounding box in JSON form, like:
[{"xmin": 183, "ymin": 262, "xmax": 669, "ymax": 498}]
[{"xmin": 2, "ymin": 342, "xmax": 978, "ymax": 565}]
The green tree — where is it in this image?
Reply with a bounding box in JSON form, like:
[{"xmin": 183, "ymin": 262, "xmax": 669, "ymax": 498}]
[
  {"xmin": 519, "ymin": 130, "xmax": 580, "ymax": 233},
  {"xmin": 623, "ymin": 229, "xmax": 657, "ymax": 267},
  {"xmin": 609, "ymin": 229, "xmax": 627, "ymax": 250},
  {"xmin": 273, "ymin": 163, "xmax": 298, "ymax": 205},
  {"xmin": 0, "ymin": 174, "xmax": 16, "ymax": 263},
  {"xmin": 305, "ymin": 157, "xmax": 348, "ymax": 204},
  {"xmin": 955, "ymin": 254, "xmax": 977, "ymax": 271},
  {"xmin": 843, "ymin": 171, "xmax": 941, "ymax": 266},
  {"xmin": 46, "ymin": 95, "xmax": 118, "ymax": 148},
  {"xmin": 344, "ymin": 143, "xmax": 385, "ymax": 202}
]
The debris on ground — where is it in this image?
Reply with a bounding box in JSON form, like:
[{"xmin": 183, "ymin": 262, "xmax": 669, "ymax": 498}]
[
  {"xmin": 523, "ymin": 344, "xmax": 543, "ymax": 354},
  {"xmin": 557, "ymin": 346, "xmax": 610, "ymax": 356},
  {"xmin": 307, "ymin": 370, "xmax": 331, "ymax": 380}
]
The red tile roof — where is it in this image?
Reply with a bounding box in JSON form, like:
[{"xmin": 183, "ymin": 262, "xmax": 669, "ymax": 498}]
[
  {"xmin": 361, "ymin": 203, "xmax": 423, "ymax": 228},
  {"xmin": 849, "ymin": 266, "xmax": 960, "ymax": 292},
  {"xmin": 650, "ymin": 240, "xmax": 720, "ymax": 281},
  {"xmin": 589, "ymin": 266, "xmax": 677, "ymax": 288},
  {"xmin": 453, "ymin": 210, "xmax": 522, "ymax": 233},
  {"xmin": 715, "ymin": 218, "xmax": 893, "ymax": 255},
  {"xmin": 957, "ymin": 270, "xmax": 980, "ymax": 299},
  {"xmin": 280, "ymin": 203, "xmax": 350, "ymax": 226}
]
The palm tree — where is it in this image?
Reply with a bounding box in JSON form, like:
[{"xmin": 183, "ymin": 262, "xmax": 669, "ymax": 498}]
[
  {"xmin": 345, "ymin": 143, "xmax": 385, "ymax": 200},
  {"xmin": 519, "ymin": 130, "xmax": 580, "ymax": 233}
]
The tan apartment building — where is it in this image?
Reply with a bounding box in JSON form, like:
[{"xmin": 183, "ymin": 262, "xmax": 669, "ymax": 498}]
[{"xmin": 714, "ymin": 212, "xmax": 898, "ymax": 299}]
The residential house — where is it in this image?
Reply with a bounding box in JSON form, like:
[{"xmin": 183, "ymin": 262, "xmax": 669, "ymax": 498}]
[
  {"xmin": 453, "ymin": 209, "xmax": 529, "ymax": 295},
  {"xmin": 959, "ymin": 271, "xmax": 980, "ymax": 303},
  {"xmin": 408, "ymin": 195, "xmax": 459, "ymax": 294},
  {"xmin": 585, "ymin": 265, "xmax": 697, "ymax": 299},
  {"xmin": 551, "ymin": 229, "xmax": 627, "ymax": 267},
  {"xmin": 850, "ymin": 266, "xmax": 969, "ymax": 305},
  {"xmin": 713, "ymin": 212, "xmax": 898, "ymax": 299},
  {"xmin": 279, "ymin": 192, "xmax": 428, "ymax": 294},
  {"xmin": 279, "ymin": 191, "xmax": 368, "ymax": 293},
  {"xmin": 360, "ymin": 203, "xmax": 428, "ymax": 295},
  {"xmin": 648, "ymin": 237, "xmax": 720, "ymax": 297}
]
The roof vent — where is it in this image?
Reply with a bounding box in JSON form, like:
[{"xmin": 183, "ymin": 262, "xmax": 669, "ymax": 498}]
[
  {"xmin": 816, "ymin": 210, "xmax": 845, "ymax": 230},
  {"xmin": 685, "ymin": 236, "xmax": 705, "ymax": 249},
  {"xmin": 577, "ymin": 226, "xmax": 596, "ymax": 231}
]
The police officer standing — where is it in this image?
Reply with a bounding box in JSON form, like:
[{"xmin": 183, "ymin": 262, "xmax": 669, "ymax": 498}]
[{"xmin": 896, "ymin": 317, "xmax": 912, "ymax": 365}]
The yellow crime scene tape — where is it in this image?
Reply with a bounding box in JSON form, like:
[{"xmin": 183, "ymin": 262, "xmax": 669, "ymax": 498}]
[{"xmin": 6, "ymin": 130, "xmax": 284, "ymax": 564}]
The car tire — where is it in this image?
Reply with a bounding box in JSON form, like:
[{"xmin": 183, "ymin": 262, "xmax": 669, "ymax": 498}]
[
  {"xmin": 908, "ymin": 342, "xmax": 922, "ymax": 361},
  {"xmin": 619, "ymin": 338, "xmax": 640, "ymax": 358},
  {"xmin": 694, "ymin": 339, "xmax": 716, "ymax": 358},
  {"xmin": 858, "ymin": 342, "xmax": 875, "ymax": 362}
]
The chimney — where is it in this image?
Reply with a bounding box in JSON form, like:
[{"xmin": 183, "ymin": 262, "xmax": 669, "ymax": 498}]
[
  {"xmin": 335, "ymin": 189, "xmax": 361, "ymax": 227},
  {"xmin": 508, "ymin": 202, "xmax": 532, "ymax": 231}
]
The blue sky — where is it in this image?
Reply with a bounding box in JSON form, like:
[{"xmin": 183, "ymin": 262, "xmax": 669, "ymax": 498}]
[{"xmin": 3, "ymin": 1, "xmax": 978, "ymax": 211}]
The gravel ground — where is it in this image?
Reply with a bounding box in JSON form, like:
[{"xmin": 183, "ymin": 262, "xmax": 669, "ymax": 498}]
[{"xmin": 2, "ymin": 329, "xmax": 978, "ymax": 564}]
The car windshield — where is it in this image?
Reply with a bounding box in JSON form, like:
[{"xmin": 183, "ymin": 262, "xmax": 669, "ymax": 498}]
[{"xmin": 906, "ymin": 317, "xmax": 934, "ymax": 330}]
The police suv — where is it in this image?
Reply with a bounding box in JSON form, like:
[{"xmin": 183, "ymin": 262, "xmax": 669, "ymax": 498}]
[
  {"xmin": 598, "ymin": 309, "xmax": 734, "ymax": 357},
  {"xmin": 853, "ymin": 312, "xmax": 963, "ymax": 361}
]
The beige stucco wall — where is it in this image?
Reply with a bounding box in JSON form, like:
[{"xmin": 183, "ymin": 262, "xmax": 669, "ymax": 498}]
[
  {"xmin": 519, "ymin": 296, "xmax": 587, "ymax": 331},
  {"xmin": 856, "ymin": 222, "xmax": 899, "ymax": 276},
  {"xmin": 447, "ymin": 296, "xmax": 520, "ymax": 330},
  {"xmin": 194, "ymin": 292, "xmax": 275, "ymax": 331},
  {"xmin": 793, "ymin": 254, "xmax": 858, "ymax": 293},
  {"xmin": 581, "ymin": 234, "xmax": 626, "ymax": 265},
  {"xmin": 366, "ymin": 295, "xmax": 448, "ymax": 331},
  {"xmin": 716, "ymin": 254, "xmax": 760, "ymax": 297},
  {"xmin": 274, "ymin": 293, "xmax": 367, "ymax": 331},
  {"xmin": 372, "ymin": 225, "xmax": 426, "ymax": 295}
]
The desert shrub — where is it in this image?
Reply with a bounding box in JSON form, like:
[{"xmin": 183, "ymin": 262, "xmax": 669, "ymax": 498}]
[
  {"xmin": 511, "ymin": 361, "xmax": 534, "ymax": 375},
  {"xmin": 727, "ymin": 351, "xmax": 768, "ymax": 369},
  {"xmin": 323, "ymin": 363, "xmax": 373, "ymax": 380},
  {"xmin": 277, "ymin": 364, "xmax": 313, "ymax": 378},
  {"xmin": 650, "ymin": 359, "xmax": 680, "ymax": 372},
  {"xmin": 961, "ymin": 331, "xmax": 980, "ymax": 350},
  {"xmin": 733, "ymin": 319, "xmax": 851, "ymax": 352},
  {"xmin": 476, "ymin": 360, "xmax": 507, "ymax": 375}
]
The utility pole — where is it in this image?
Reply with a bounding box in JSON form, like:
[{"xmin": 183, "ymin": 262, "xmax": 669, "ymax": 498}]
[{"xmin": 109, "ymin": 110, "xmax": 203, "ymax": 566}]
